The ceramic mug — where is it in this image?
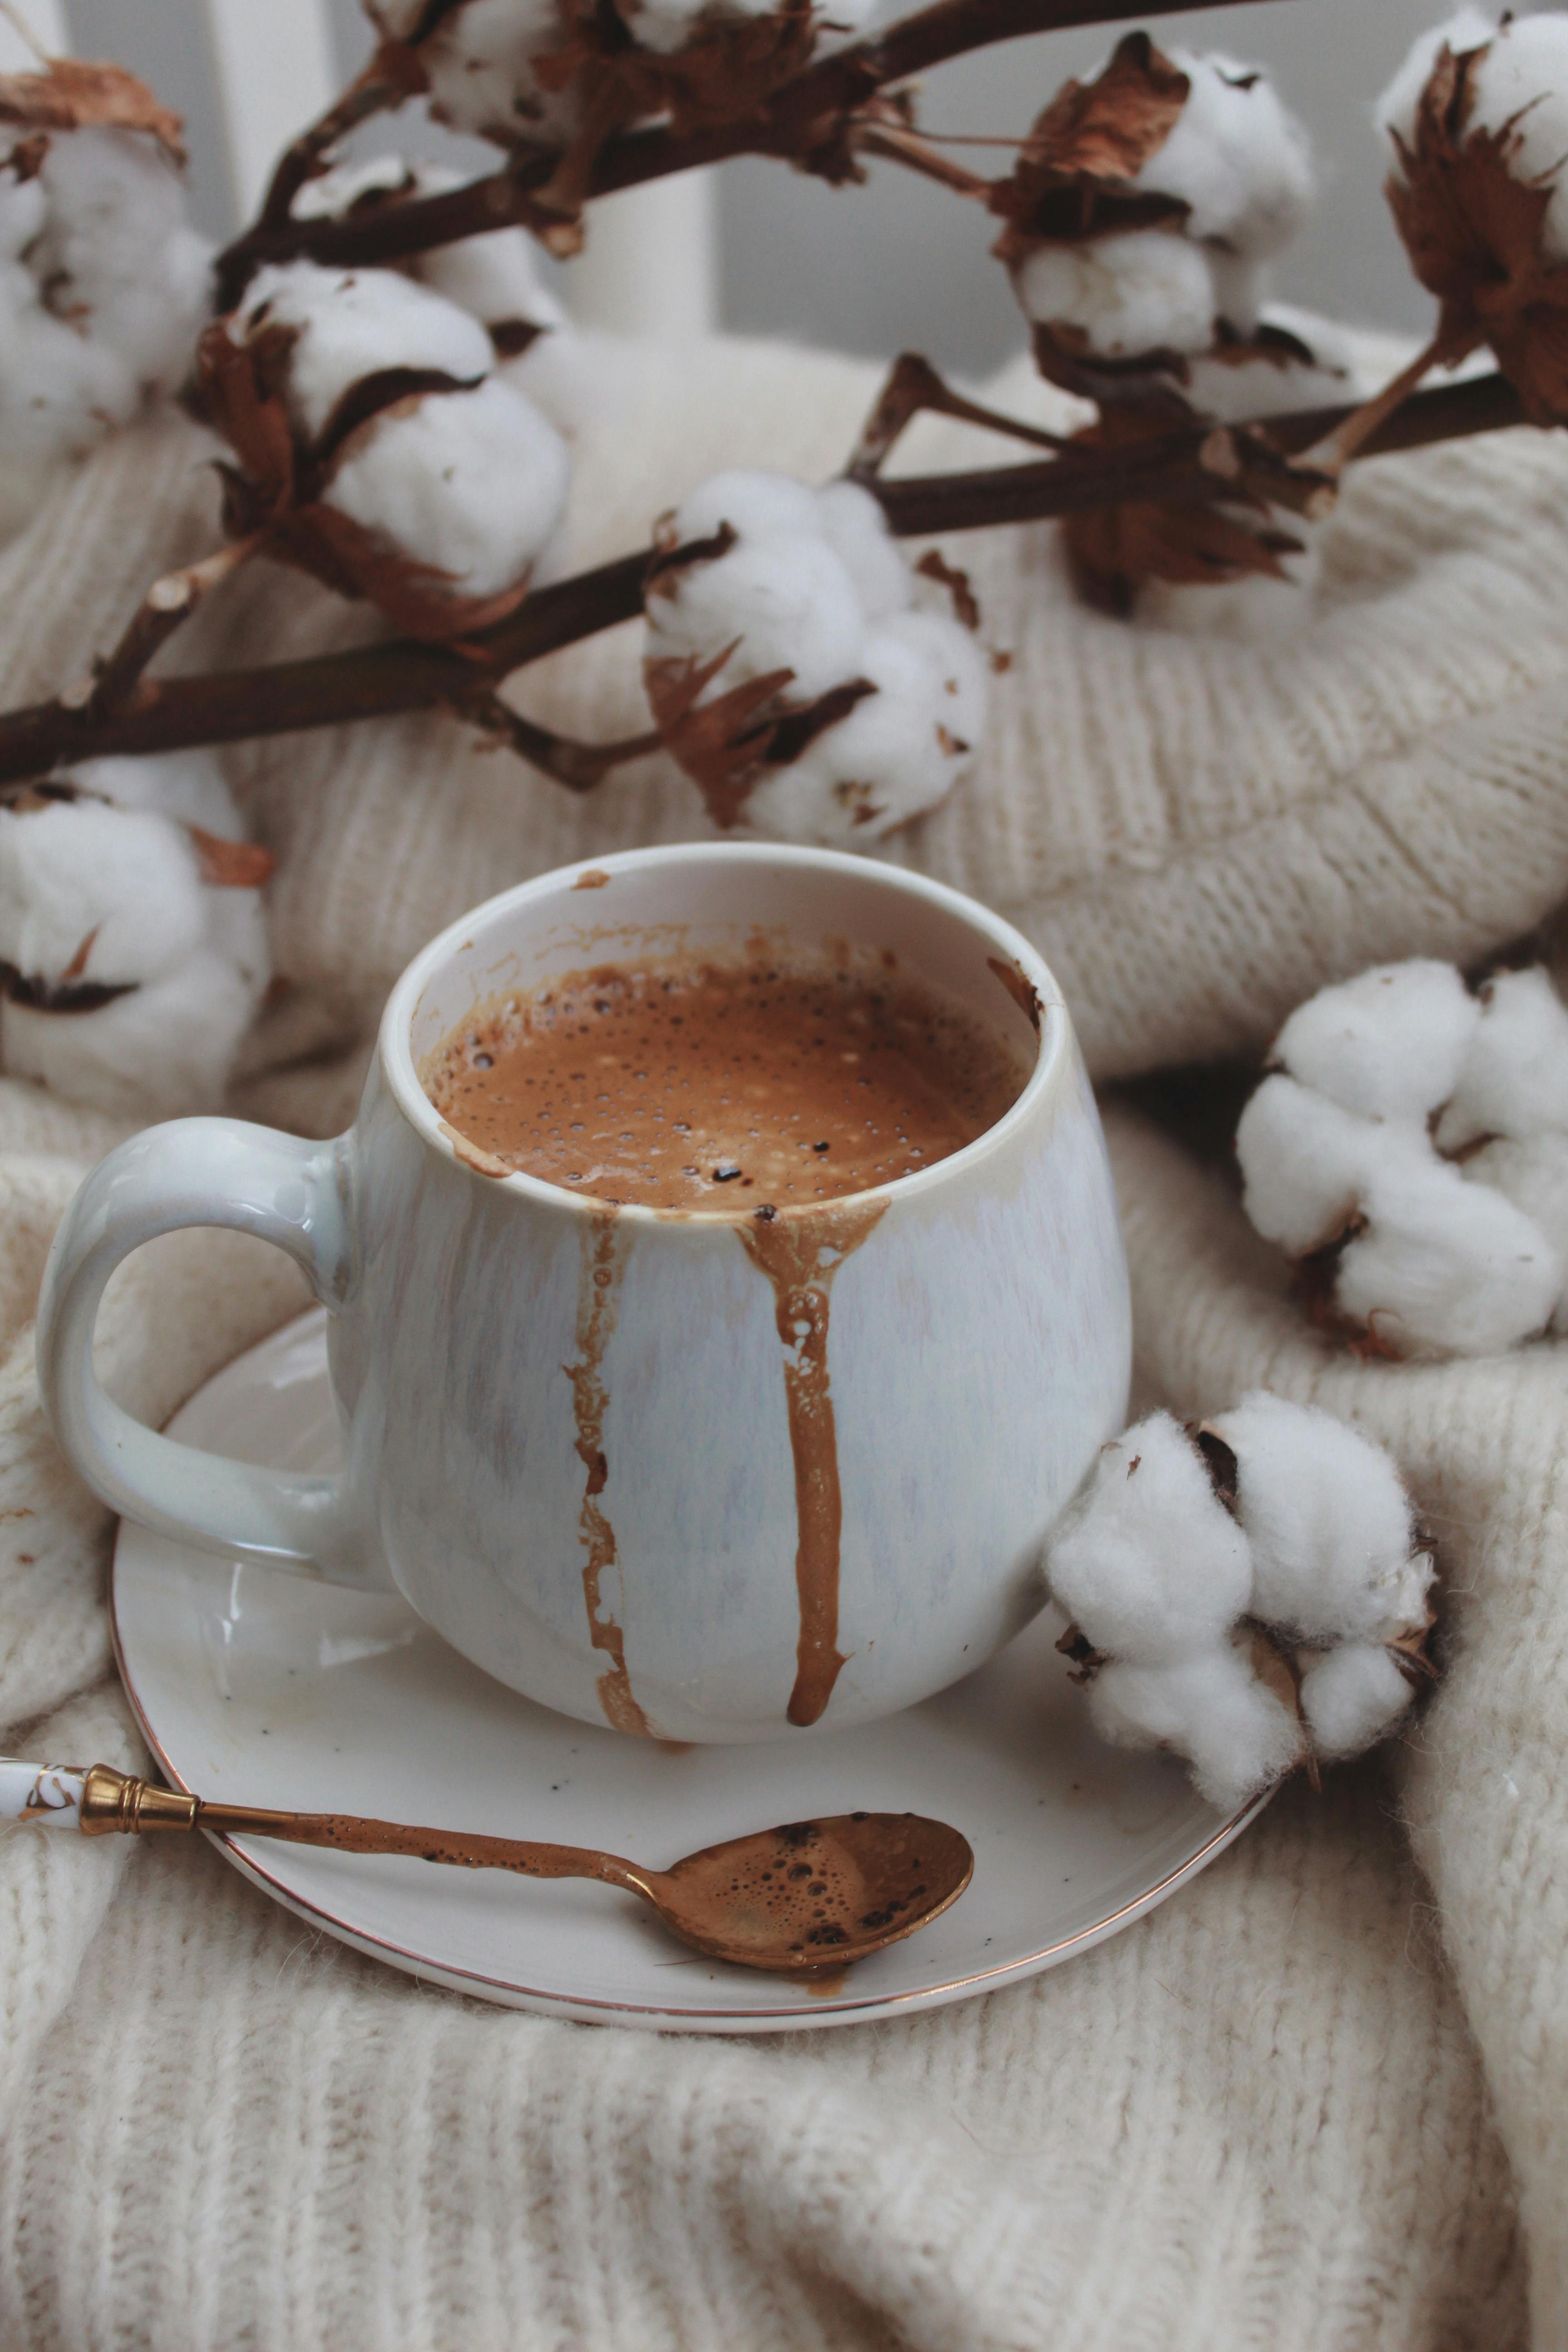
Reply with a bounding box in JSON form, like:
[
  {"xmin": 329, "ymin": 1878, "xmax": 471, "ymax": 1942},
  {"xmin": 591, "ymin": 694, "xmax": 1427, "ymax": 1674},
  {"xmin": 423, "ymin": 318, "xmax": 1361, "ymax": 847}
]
[{"xmin": 38, "ymin": 843, "xmax": 1130, "ymax": 1743}]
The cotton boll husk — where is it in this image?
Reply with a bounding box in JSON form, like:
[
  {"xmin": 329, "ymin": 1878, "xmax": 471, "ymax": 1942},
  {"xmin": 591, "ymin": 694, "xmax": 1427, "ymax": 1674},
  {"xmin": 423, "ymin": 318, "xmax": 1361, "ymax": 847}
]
[
  {"xmin": 1376, "ymin": 8, "xmax": 1497, "ymax": 156},
  {"xmin": 1454, "ymin": 13, "xmax": 1568, "ymax": 262},
  {"xmin": 32, "ymin": 128, "xmax": 211, "ymax": 389},
  {"xmin": 1207, "ymin": 1392, "xmax": 1429, "ymax": 1643},
  {"xmin": 1046, "ymin": 1413, "xmax": 1253, "ymax": 1663},
  {"xmin": 0, "ymin": 801, "xmax": 209, "ymax": 989},
  {"xmin": 813, "ymin": 481, "xmax": 911, "ymax": 622},
  {"xmin": 235, "ymin": 261, "xmax": 494, "ymax": 444},
  {"xmin": 1434, "ymin": 966, "xmax": 1568, "ymax": 1150},
  {"xmin": 670, "ymin": 468, "xmax": 823, "ymax": 550},
  {"xmin": 1235, "ymin": 1073, "xmax": 1397, "ymax": 1255},
  {"xmin": 326, "ymin": 377, "xmax": 570, "ymax": 600},
  {"xmin": 1462, "ymin": 1137, "xmax": 1568, "ymax": 1323},
  {"xmin": 1272, "ymin": 959, "xmax": 1480, "ymax": 1124},
  {"xmin": 71, "ymin": 750, "xmax": 243, "ymax": 840},
  {"xmin": 1298, "ymin": 1641, "xmax": 1416, "ymax": 1761},
  {"xmin": 742, "ymin": 610, "xmax": 985, "ymax": 844},
  {"xmin": 1, "ymin": 944, "xmax": 264, "ymax": 1117},
  {"xmin": 1338, "ymin": 1156, "xmax": 1561, "ymax": 1357},
  {"xmin": 1137, "ymin": 51, "xmax": 1315, "ymax": 263},
  {"xmin": 1137, "ymin": 517, "xmax": 1323, "ymax": 642},
  {"xmin": 1014, "ymin": 229, "xmax": 1218, "ymax": 358},
  {"xmin": 1087, "ymin": 1645, "xmax": 1305, "ymax": 1813},
  {"xmin": 647, "ymin": 533, "xmax": 866, "ymax": 703}
]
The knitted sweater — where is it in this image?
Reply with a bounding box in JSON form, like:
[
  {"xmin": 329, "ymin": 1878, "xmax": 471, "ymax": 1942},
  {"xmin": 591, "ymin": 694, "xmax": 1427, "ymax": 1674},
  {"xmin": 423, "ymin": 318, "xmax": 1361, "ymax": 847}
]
[{"xmin": 0, "ymin": 331, "xmax": 1564, "ymax": 2349}]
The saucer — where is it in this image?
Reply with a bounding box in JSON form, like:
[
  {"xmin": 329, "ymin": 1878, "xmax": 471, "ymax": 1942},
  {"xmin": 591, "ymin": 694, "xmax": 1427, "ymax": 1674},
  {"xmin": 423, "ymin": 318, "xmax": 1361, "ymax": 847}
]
[{"xmin": 111, "ymin": 1310, "xmax": 1265, "ymax": 2033}]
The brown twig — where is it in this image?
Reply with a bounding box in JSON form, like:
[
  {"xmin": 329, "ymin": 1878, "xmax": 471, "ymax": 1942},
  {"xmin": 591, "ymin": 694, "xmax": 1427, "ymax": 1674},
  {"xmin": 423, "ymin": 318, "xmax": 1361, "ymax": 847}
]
[
  {"xmin": 215, "ymin": 0, "xmax": 1296, "ymax": 293},
  {"xmin": 458, "ymin": 691, "xmax": 663, "ymax": 787},
  {"xmin": 77, "ymin": 533, "xmax": 261, "ymax": 720},
  {"xmin": 847, "ymin": 350, "xmax": 1078, "ymax": 477},
  {"xmin": 855, "ymin": 124, "xmax": 997, "ymax": 202},
  {"xmin": 0, "ymin": 370, "xmax": 1526, "ymax": 789},
  {"xmin": 254, "ymin": 57, "xmax": 415, "ymax": 235}
]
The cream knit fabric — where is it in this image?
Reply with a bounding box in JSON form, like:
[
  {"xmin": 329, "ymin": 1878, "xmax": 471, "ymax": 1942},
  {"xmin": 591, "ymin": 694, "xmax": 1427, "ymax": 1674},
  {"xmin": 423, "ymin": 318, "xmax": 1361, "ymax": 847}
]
[{"xmin": 0, "ymin": 333, "xmax": 1564, "ymax": 2347}]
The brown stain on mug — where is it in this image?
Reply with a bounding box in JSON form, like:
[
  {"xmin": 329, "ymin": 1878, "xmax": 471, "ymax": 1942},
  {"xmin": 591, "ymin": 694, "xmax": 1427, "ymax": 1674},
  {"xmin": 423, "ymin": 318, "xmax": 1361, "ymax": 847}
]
[
  {"xmin": 738, "ymin": 1198, "xmax": 887, "ymax": 1727},
  {"xmin": 565, "ymin": 1211, "xmax": 652, "ymax": 1737},
  {"xmin": 986, "ymin": 956, "xmax": 1043, "ymax": 1033}
]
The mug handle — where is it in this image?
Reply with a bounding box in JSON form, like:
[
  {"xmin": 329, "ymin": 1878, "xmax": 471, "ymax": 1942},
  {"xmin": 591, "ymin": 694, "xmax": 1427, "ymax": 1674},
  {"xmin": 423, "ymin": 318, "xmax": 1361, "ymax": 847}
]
[{"xmin": 36, "ymin": 1117, "xmax": 388, "ymax": 1592}]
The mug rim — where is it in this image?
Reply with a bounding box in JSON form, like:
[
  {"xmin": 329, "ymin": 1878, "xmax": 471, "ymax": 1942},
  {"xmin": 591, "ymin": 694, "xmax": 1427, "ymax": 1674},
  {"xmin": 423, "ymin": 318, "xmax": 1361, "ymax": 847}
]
[{"xmin": 380, "ymin": 842, "xmax": 1070, "ymax": 1225}]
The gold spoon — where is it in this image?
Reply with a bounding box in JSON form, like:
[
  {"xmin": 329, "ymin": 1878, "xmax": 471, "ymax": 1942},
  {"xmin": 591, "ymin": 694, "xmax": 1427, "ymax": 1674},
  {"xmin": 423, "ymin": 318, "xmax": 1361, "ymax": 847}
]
[{"xmin": 10, "ymin": 1762, "xmax": 974, "ymax": 1973}]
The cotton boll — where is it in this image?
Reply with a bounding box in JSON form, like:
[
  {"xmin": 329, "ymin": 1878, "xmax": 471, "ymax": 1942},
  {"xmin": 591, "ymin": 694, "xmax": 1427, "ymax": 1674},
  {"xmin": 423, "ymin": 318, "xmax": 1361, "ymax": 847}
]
[
  {"xmin": 1338, "ymin": 1156, "xmax": 1560, "ymax": 1357},
  {"xmin": 1207, "ymin": 1392, "xmax": 1429, "ymax": 1643},
  {"xmin": 325, "ymin": 376, "xmax": 569, "ymax": 599},
  {"xmin": 1014, "ymin": 229, "xmax": 1218, "ymax": 358},
  {"xmin": 0, "ymin": 266, "xmax": 137, "ymax": 470},
  {"xmin": 31, "ymin": 128, "xmax": 211, "ymax": 390},
  {"xmin": 235, "ymin": 261, "xmax": 494, "ymax": 444},
  {"xmin": 1464, "ymin": 14, "xmax": 1568, "ymax": 263},
  {"xmin": 295, "ymin": 158, "xmax": 568, "ymax": 345},
  {"xmin": 1182, "ymin": 307, "xmax": 1365, "ymax": 425},
  {"xmin": 742, "ymin": 609, "xmax": 985, "ymax": 844},
  {"xmin": 1462, "ymin": 1137, "xmax": 1568, "ymax": 1323},
  {"xmin": 1138, "ymin": 51, "xmax": 1315, "ymax": 263},
  {"xmin": 71, "ymin": 750, "xmax": 242, "ymax": 840},
  {"xmin": 647, "ymin": 532, "xmax": 866, "ymax": 703},
  {"xmin": 813, "ymin": 481, "xmax": 911, "ymax": 623},
  {"xmin": 1376, "ymin": 9, "xmax": 1496, "ymax": 158},
  {"xmin": 1272, "ymin": 960, "xmax": 1479, "ymax": 1124},
  {"xmin": 0, "ymin": 158, "xmax": 45, "ymax": 262},
  {"xmin": 1088, "ymin": 1644, "xmax": 1305, "ymax": 1813},
  {"xmin": 1434, "ymin": 966, "xmax": 1568, "ymax": 1151},
  {"xmin": 414, "ymin": 0, "xmax": 584, "ymax": 145},
  {"xmin": 2, "ymin": 943, "xmax": 263, "ymax": 1117},
  {"xmin": 0, "ymin": 801, "xmax": 209, "ymax": 990},
  {"xmin": 1046, "ymin": 1413, "xmax": 1253, "ymax": 1664},
  {"xmin": 1298, "ymin": 1641, "xmax": 1416, "ymax": 1760},
  {"xmin": 1235, "ymin": 1073, "xmax": 1393, "ymax": 1255},
  {"xmin": 669, "ymin": 468, "xmax": 824, "ymax": 550}
]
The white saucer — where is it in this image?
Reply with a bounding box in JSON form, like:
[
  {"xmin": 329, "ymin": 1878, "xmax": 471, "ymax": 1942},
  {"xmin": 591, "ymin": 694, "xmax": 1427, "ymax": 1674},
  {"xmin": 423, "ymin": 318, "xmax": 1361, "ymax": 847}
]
[{"xmin": 111, "ymin": 1310, "xmax": 1265, "ymax": 2033}]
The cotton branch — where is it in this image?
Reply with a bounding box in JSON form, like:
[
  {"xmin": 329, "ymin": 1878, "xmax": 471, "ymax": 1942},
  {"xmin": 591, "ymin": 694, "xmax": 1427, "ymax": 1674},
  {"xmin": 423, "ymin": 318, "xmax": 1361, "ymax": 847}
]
[
  {"xmin": 216, "ymin": 0, "xmax": 1296, "ymax": 295},
  {"xmin": 0, "ymin": 370, "xmax": 1525, "ymax": 790}
]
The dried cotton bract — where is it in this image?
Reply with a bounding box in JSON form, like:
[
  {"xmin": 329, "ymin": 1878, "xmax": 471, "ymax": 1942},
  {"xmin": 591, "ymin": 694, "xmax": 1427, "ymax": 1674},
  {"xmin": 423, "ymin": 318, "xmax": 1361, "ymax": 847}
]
[
  {"xmin": 203, "ymin": 258, "xmax": 569, "ymax": 639},
  {"xmin": 0, "ymin": 753, "xmax": 272, "ymax": 1116},
  {"xmin": 1237, "ymin": 958, "xmax": 1568, "ymax": 1357},
  {"xmin": 1046, "ymin": 1404, "xmax": 1435, "ymax": 1811},
  {"xmin": 1377, "ymin": 9, "xmax": 1568, "ymax": 424},
  {"xmin": 642, "ymin": 469, "xmax": 987, "ymax": 843},
  {"xmin": 0, "ymin": 63, "xmax": 211, "ymax": 541}
]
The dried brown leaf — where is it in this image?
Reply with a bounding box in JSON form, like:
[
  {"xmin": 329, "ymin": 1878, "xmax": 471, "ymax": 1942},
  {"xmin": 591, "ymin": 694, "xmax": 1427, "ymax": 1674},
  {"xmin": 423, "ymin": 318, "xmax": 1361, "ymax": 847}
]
[
  {"xmin": 991, "ymin": 33, "xmax": 1190, "ymax": 264},
  {"xmin": 0, "ymin": 57, "xmax": 186, "ymax": 164},
  {"xmin": 1054, "ymin": 1621, "xmax": 1106, "ymax": 1685},
  {"xmin": 1387, "ymin": 37, "xmax": 1568, "ymax": 424},
  {"xmin": 644, "ymin": 646, "xmax": 797, "ymax": 828},
  {"xmin": 188, "ymin": 828, "xmax": 275, "ymax": 889},
  {"xmin": 915, "ymin": 549, "xmax": 981, "ymax": 629}
]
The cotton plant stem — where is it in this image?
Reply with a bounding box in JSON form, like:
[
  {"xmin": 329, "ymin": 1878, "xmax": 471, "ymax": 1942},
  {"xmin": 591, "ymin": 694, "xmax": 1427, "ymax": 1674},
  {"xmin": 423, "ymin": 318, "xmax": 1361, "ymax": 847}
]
[
  {"xmin": 0, "ymin": 370, "xmax": 1526, "ymax": 789},
  {"xmin": 1308, "ymin": 330, "xmax": 1464, "ymax": 473},
  {"xmin": 847, "ymin": 350, "xmax": 1077, "ymax": 478},
  {"xmin": 855, "ymin": 125, "xmax": 998, "ymax": 203},
  {"xmin": 254, "ymin": 59, "xmax": 414, "ymax": 235},
  {"xmin": 216, "ymin": 0, "xmax": 1297, "ymax": 288},
  {"xmin": 458, "ymin": 690, "xmax": 664, "ymax": 787},
  {"xmin": 74, "ymin": 534, "xmax": 261, "ymax": 720}
]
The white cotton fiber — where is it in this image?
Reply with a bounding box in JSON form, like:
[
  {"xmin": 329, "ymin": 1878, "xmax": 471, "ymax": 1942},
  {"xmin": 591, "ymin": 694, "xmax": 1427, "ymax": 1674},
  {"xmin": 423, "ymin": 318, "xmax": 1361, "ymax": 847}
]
[
  {"xmin": 1182, "ymin": 305, "xmax": 1365, "ymax": 425},
  {"xmin": 1435, "ymin": 966, "xmax": 1568, "ymax": 1151},
  {"xmin": 327, "ymin": 375, "xmax": 568, "ymax": 598},
  {"xmin": 0, "ymin": 751, "xmax": 272, "ymax": 1116},
  {"xmin": 1014, "ymin": 227, "xmax": 1219, "ymax": 358},
  {"xmin": 0, "ymin": 800, "xmax": 208, "ymax": 990},
  {"xmin": 236, "ymin": 260, "xmax": 493, "ymax": 443},
  {"xmin": 742, "ymin": 608, "xmax": 986, "ymax": 845},
  {"xmin": 1208, "ymin": 1392, "xmax": 1429, "ymax": 1643},
  {"xmin": 1088, "ymin": 1643, "xmax": 1305, "ymax": 1813},
  {"xmin": 813, "ymin": 481, "xmax": 911, "ymax": 623},
  {"xmin": 647, "ymin": 531, "xmax": 866, "ymax": 703},
  {"xmin": 407, "ymin": 0, "xmax": 584, "ymax": 145},
  {"xmin": 1046, "ymin": 1413, "xmax": 1253, "ymax": 1663},
  {"xmin": 1272, "ymin": 960, "xmax": 1480, "ymax": 1125},
  {"xmin": 1298, "ymin": 1641, "xmax": 1416, "ymax": 1760},
  {"xmin": 1337, "ymin": 1154, "xmax": 1561, "ymax": 1357},
  {"xmin": 1137, "ymin": 51, "xmax": 1315, "ymax": 264},
  {"xmin": 1461, "ymin": 14, "xmax": 1568, "ymax": 262},
  {"xmin": 1462, "ymin": 1137, "xmax": 1568, "ymax": 1325},
  {"xmin": 1235, "ymin": 1073, "xmax": 1395, "ymax": 1255},
  {"xmin": 668, "ymin": 469, "xmax": 823, "ymax": 549}
]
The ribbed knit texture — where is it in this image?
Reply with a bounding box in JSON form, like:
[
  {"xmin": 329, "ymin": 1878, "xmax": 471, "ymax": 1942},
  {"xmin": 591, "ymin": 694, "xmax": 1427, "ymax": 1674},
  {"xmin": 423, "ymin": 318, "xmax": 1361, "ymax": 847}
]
[{"xmin": 0, "ymin": 331, "xmax": 1563, "ymax": 2347}]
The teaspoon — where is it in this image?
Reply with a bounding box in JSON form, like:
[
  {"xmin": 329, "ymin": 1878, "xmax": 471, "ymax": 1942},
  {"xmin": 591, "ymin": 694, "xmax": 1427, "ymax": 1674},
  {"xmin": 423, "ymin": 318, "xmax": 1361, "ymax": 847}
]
[{"xmin": 3, "ymin": 1761, "xmax": 974, "ymax": 1973}]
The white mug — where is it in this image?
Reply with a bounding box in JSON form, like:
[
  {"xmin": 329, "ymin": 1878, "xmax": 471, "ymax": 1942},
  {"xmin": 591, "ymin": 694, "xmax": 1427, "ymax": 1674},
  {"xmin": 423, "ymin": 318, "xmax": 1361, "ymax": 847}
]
[{"xmin": 38, "ymin": 843, "xmax": 1130, "ymax": 1743}]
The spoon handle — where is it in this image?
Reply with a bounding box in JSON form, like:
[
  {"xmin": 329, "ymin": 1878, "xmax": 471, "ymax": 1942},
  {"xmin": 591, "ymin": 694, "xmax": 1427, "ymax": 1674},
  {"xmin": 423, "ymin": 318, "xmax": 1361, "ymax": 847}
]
[{"xmin": 4, "ymin": 1761, "xmax": 648, "ymax": 1894}]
